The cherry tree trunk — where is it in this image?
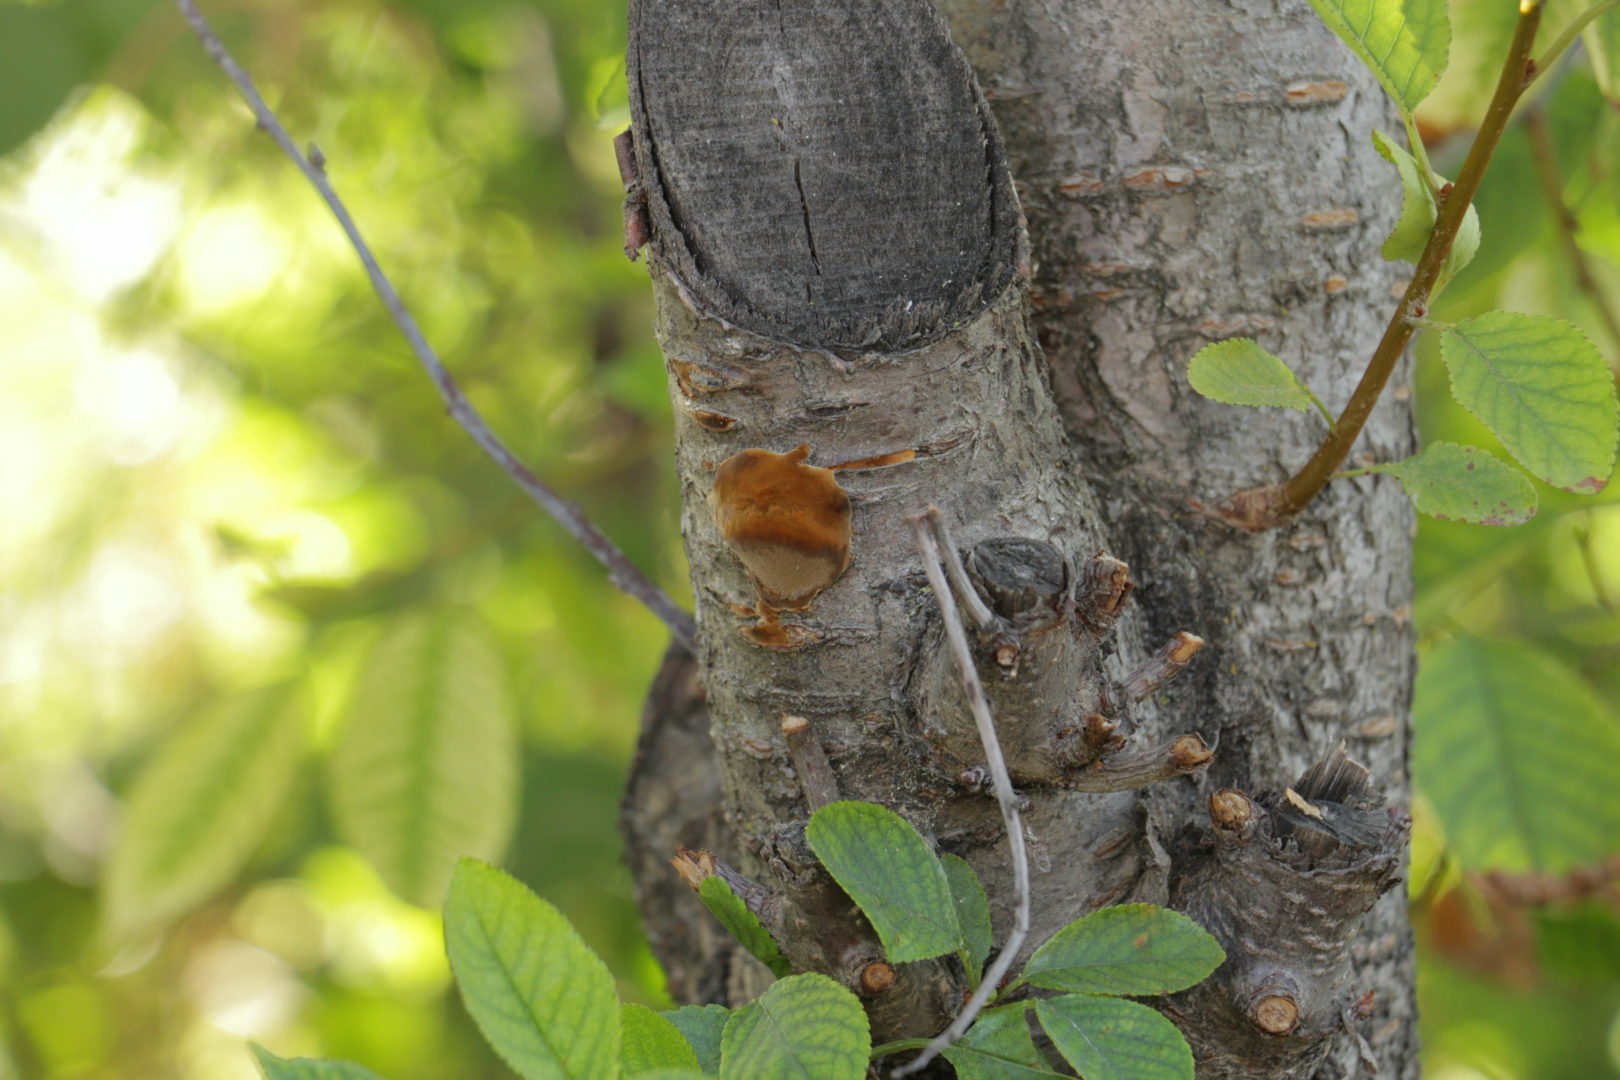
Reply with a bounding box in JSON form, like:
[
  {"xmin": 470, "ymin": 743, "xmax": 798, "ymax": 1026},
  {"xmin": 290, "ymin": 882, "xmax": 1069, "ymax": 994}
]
[{"xmin": 620, "ymin": 1, "xmax": 1418, "ymax": 1077}]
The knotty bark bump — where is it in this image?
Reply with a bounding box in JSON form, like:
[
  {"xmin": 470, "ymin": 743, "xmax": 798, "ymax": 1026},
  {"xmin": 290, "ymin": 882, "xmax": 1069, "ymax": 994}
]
[
  {"xmin": 622, "ymin": 0, "xmax": 1418, "ymax": 1073},
  {"xmin": 940, "ymin": 0, "xmax": 1420, "ymax": 1073},
  {"xmin": 1168, "ymin": 748, "xmax": 1408, "ymax": 1078}
]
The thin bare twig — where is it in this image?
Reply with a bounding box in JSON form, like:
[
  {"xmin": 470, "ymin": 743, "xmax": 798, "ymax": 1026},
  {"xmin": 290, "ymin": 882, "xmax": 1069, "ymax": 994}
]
[
  {"xmin": 173, "ymin": 0, "xmax": 697, "ymax": 652},
  {"xmin": 1574, "ymin": 513, "xmax": 1619, "ymax": 620},
  {"xmin": 893, "ymin": 509, "xmax": 1030, "ymax": 1078},
  {"xmin": 1523, "ymin": 107, "xmax": 1620, "ymax": 362},
  {"xmin": 933, "ymin": 528, "xmax": 1001, "ymax": 632}
]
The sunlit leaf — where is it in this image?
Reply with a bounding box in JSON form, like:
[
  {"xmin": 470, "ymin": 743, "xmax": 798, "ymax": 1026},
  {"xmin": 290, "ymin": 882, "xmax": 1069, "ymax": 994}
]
[
  {"xmin": 1440, "ymin": 313, "xmax": 1619, "ymax": 493},
  {"xmin": 623, "ymin": 1003, "xmax": 701, "ymax": 1076},
  {"xmin": 1366, "ymin": 443, "xmax": 1537, "ymax": 525},
  {"xmin": 697, "ymin": 876, "xmax": 790, "ymax": 978},
  {"xmin": 1185, "ymin": 339, "xmax": 1319, "ymax": 413},
  {"xmin": 805, "ymin": 801, "xmax": 961, "ymax": 963},
  {"xmin": 251, "ymin": 1046, "xmax": 387, "ymax": 1080},
  {"xmin": 1304, "ymin": 0, "xmax": 1450, "ymax": 112},
  {"xmin": 103, "ymin": 685, "xmax": 306, "ymax": 941},
  {"xmin": 1414, "ymin": 637, "xmax": 1620, "ymax": 872},
  {"xmin": 444, "ymin": 858, "xmax": 620, "ymax": 1080},
  {"xmin": 717, "ymin": 973, "xmax": 869, "ymax": 1080},
  {"xmin": 942, "ymin": 1004, "xmax": 1066, "ymax": 1079},
  {"xmin": 328, "ymin": 611, "xmax": 518, "ymax": 908},
  {"xmin": 1035, "ymin": 995, "xmax": 1194, "ymax": 1080},
  {"xmin": 663, "ymin": 1004, "xmax": 730, "ymax": 1076},
  {"xmin": 1371, "ymin": 129, "xmax": 1481, "ymax": 284},
  {"xmin": 1020, "ymin": 904, "xmax": 1225, "ymax": 996},
  {"xmin": 942, "ymin": 853, "xmax": 993, "ymax": 984},
  {"xmin": 1587, "ymin": 10, "xmax": 1620, "ymax": 102}
]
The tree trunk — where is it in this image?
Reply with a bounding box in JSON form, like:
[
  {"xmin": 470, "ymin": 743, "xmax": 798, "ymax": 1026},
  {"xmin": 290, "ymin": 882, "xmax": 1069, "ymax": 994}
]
[{"xmin": 621, "ymin": 1, "xmax": 1419, "ymax": 1076}]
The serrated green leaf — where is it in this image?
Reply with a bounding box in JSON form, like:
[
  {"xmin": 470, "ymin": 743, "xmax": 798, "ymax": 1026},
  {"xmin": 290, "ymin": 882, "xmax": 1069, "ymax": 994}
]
[
  {"xmin": 805, "ymin": 801, "xmax": 961, "ymax": 963},
  {"xmin": 941, "ymin": 1004, "xmax": 1067, "ymax": 1079},
  {"xmin": 102, "ymin": 686, "xmax": 305, "ymax": 941},
  {"xmin": 443, "ymin": 858, "xmax": 620, "ymax": 1080},
  {"xmin": 328, "ymin": 611, "xmax": 518, "ymax": 908},
  {"xmin": 662, "ymin": 1004, "xmax": 730, "ymax": 1076},
  {"xmin": 697, "ymin": 876, "xmax": 791, "ymax": 978},
  {"xmin": 717, "ymin": 973, "xmax": 869, "ymax": 1080},
  {"xmin": 942, "ymin": 853, "xmax": 993, "ymax": 984},
  {"xmin": 251, "ymin": 1047, "xmax": 387, "ymax": 1080},
  {"xmin": 1367, "ymin": 443, "xmax": 1537, "ymax": 525},
  {"xmin": 1020, "ymin": 904, "xmax": 1225, "ymax": 995},
  {"xmin": 1371, "ymin": 129, "xmax": 1481, "ymax": 284},
  {"xmin": 1440, "ymin": 313, "xmax": 1620, "ymax": 493},
  {"xmin": 623, "ymin": 1003, "xmax": 701, "ymax": 1076},
  {"xmin": 1304, "ymin": 0, "xmax": 1450, "ymax": 113},
  {"xmin": 1035, "ymin": 995, "xmax": 1194, "ymax": 1080},
  {"xmin": 1414, "ymin": 637, "xmax": 1620, "ymax": 873},
  {"xmin": 1587, "ymin": 10, "xmax": 1620, "ymax": 102},
  {"xmin": 1185, "ymin": 339, "xmax": 1318, "ymax": 413}
]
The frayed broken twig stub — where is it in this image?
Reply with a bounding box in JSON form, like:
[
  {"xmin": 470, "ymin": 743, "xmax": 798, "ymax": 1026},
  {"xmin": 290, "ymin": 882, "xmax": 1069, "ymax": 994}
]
[{"xmin": 1167, "ymin": 746, "xmax": 1409, "ymax": 1077}]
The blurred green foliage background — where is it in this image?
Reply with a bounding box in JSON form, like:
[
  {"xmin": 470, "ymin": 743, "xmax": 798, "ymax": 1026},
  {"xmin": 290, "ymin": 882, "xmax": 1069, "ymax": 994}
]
[{"xmin": 0, "ymin": 0, "xmax": 1616, "ymax": 1078}]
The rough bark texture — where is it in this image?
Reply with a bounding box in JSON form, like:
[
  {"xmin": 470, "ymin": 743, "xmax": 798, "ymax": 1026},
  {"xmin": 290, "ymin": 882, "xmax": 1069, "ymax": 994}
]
[
  {"xmin": 621, "ymin": 0, "xmax": 1419, "ymax": 1076},
  {"xmin": 937, "ymin": 2, "xmax": 1419, "ymax": 1074}
]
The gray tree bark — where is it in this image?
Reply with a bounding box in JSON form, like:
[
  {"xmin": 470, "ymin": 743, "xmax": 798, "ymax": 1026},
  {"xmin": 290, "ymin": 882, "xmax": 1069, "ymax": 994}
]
[{"xmin": 620, "ymin": 1, "xmax": 1419, "ymax": 1077}]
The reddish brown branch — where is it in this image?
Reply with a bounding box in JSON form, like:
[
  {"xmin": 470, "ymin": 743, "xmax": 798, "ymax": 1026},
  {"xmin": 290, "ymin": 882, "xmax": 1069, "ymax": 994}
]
[{"xmin": 1224, "ymin": 2, "xmax": 1546, "ymax": 530}]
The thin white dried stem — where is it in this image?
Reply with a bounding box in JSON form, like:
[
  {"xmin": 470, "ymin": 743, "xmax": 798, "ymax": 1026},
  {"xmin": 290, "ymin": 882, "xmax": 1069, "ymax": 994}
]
[
  {"xmin": 174, "ymin": 0, "xmax": 696, "ymax": 653},
  {"xmin": 894, "ymin": 509, "xmax": 1030, "ymax": 1078},
  {"xmin": 932, "ymin": 523, "xmax": 1001, "ymax": 631}
]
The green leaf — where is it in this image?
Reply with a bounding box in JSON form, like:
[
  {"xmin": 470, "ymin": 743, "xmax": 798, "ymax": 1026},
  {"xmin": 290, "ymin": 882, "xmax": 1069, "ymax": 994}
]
[
  {"xmin": 328, "ymin": 611, "xmax": 518, "ymax": 907},
  {"xmin": 1020, "ymin": 904, "xmax": 1225, "ymax": 996},
  {"xmin": 697, "ymin": 876, "xmax": 791, "ymax": 978},
  {"xmin": 805, "ymin": 801, "xmax": 962, "ymax": 963},
  {"xmin": 443, "ymin": 858, "xmax": 620, "ymax": 1080},
  {"xmin": 1440, "ymin": 313, "xmax": 1620, "ymax": 493},
  {"xmin": 1304, "ymin": 0, "xmax": 1450, "ymax": 113},
  {"xmin": 942, "ymin": 1005, "xmax": 1067, "ymax": 1079},
  {"xmin": 1035, "ymin": 995, "xmax": 1195, "ymax": 1080},
  {"xmin": 717, "ymin": 973, "xmax": 869, "ymax": 1080},
  {"xmin": 662, "ymin": 1004, "xmax": 730, "ymax": 1076},
  {"xmin": 0, "ymin": 2, "xmax": 149, "ymax": 155},
  {"xmin": 1366, "ymin": 443, "xmax": 1537, "ymax": 525},
  {"xmin": 1414, "ymin": 637, "xmax": 1620, "ymax": 873},
  {"xmin": 1371, "ymin": 129, "xmax": 1481, "ymax": 284},
  {"xmin": 251, "ymin": 1047, "xmax": 387, "ymax": 1080},
  {"xmin": 102, "ymin": 686, "xmax": 306, "ymax": 941},
  {"xmin": 1185, "ymin": 339, "xmax": 1319, "ymax": 414},
  {"xmin": 1587, "ymin": 9, "xmax": 1620, "ymax": 102},
  {"xmin": 623, "ymin": 1003, "xmax": 701, "ymax": 1076},
  {"xmin": 942, "ymin": 853, "xmax": 994, "ymax": 984}
]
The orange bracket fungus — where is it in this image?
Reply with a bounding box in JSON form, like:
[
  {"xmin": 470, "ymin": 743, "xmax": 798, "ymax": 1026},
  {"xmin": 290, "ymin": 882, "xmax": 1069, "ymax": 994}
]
[{"xmin": 710, "ymin": 445, "xmax": 852, "ymax": 647}]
